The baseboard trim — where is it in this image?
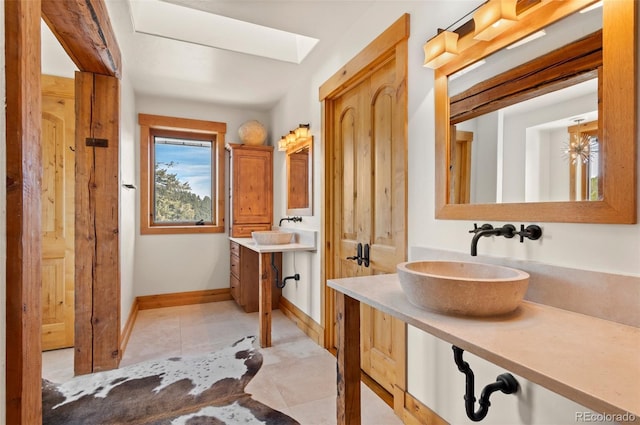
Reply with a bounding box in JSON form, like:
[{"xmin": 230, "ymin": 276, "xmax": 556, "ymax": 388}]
[
  {"xmin": 137, "ymin": 288, "xmax": 233, "ymax": 310},
  {"xmin": 402, "ymin": 391, "xmax": 449, "ymax": 425},
  {"xmin": 119, "ymin": 299, "xmax": 139, "ymax": 360},
  {"xmin": 278, "ymin": 297, "xmax": 324, "ymax": 345},
  {"xmin": 362, "ymin": 371, "xmax": 393, "ymax": 408}
]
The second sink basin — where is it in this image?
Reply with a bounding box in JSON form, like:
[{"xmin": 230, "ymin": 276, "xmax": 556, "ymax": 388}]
[
  {"xmin": 252, "ymin": 230, "xmax": 294, "ymax": 245},
  {"xmin": 397, "ymin": 261, "xmax": 529, "ymax": 317}
]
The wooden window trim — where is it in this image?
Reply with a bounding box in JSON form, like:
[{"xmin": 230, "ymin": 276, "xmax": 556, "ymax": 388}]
[{"xmin": 139, "ymin": 114, "xmax": 226, "ymax": 234}]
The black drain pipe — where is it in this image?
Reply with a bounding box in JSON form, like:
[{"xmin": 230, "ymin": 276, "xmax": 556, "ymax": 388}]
[
  {"xmin": 452, "ymin": 346, "xmax": 519, "ymax": 421},
  {"xmin": 270, "ymin": 253, "xmax": 300, "ymax": 289}
]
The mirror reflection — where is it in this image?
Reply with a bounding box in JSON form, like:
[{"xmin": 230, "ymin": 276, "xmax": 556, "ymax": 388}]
[
  {"xmin": 451, "ymin": 79, "xmax": 599, "ymax": 204},
  {"xmin": 447, "ymin": 4, "xmax": 602, "ymax": 205},
  {"xmin": 286, "ymin": 138, "xmax": 313, "ymax": 216}
]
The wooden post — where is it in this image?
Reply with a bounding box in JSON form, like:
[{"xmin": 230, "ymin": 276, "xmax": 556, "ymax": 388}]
[
  {"xmin": 75, "ymin": 72, "xmax": 121, "ymax": 374},
  {"xmin": 5, "ymin": 0, "xmax": 43, "ymax": 422},
  {"xmin": 336, "ymin": 292, "xmax": 361, "ymax": 425},
  {"xmin": 258, "ymin": 252, "xmax": 273, "ymax": 347}
]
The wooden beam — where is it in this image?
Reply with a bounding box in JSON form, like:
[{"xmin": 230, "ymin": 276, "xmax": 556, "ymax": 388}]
[
  {"xmin": 5, "ymin": 0, "xmax": 44, "ymax": 423},
  {"xmin": 450, "ymin": 31, "xmax": 602, "ymax": 124},
  {"xmin": 74, "ymin": 72, "xmax": 121, "ymax": 374},
  {"xmin": 336, "ymin": 292, "xmax": 361, "ymax": 425},
  {"xmin": 41, "ymin": 0, "xmax": 122, "ymax": 78},
  {"xmin": 258, "ymin": 253, "xmax": 273, "ymax": 348}
]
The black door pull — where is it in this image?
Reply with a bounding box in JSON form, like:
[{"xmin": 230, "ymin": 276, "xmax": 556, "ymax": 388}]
[{"xmin": 362, "ymin": 243, "xmax": 370, "ymax": 268}]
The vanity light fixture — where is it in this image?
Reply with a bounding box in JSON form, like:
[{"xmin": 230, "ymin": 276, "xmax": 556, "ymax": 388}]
[
  {"xmin": 294, "ymin": 124, "xmax": 309, "ymax": 139},
  {"xmin": 278, "ymin": 124, "xmax": 311, "ymax": 151},
  {"xmin": 423, "ymin": 30, "xmax": 459, "ymax": 69},
  {"xmin": 472, "ymin": 0, "xmax": 518, "ymax": 41}
]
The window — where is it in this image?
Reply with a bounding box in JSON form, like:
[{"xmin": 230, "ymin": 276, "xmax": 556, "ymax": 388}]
[{"xmin": 139, "ymin": 114, "xmax": 226, "ymax": 234}]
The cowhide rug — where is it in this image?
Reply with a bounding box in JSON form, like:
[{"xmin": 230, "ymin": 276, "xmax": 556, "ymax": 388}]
[{"xmin": 43, "ymin": 336, "xmax": 299, "ymax": 424}]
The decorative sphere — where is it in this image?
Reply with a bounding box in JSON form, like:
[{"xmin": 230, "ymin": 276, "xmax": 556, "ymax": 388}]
[{"xmin": 238, "ymin": 120, "xmax": 267, "ymax": 146}]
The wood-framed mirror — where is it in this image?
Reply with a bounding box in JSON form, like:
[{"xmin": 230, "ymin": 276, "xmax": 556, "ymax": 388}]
[
  {"xmin": 286, "ymin": 136, "xmax": 313, "ymax": 216},
  {"xmin": 433, "ymin": 0, "xmax": 636, "ymax": 223}
]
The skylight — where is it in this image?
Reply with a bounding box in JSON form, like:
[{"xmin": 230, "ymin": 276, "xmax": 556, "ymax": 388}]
[{"xmin": 127, "ymin": 0, "xmax": 319, "ymax": 64}]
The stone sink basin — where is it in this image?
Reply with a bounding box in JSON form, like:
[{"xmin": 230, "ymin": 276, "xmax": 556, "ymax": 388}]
[
  {"xmin": 396, "ymin": 261, "xmax": 529, "ymax": 317},
  {"xmin": 252, "ymin": 230, "xmax": 294, "ymax": 245}
]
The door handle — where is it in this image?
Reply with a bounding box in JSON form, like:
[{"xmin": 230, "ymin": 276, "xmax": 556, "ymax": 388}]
[
  {"xmin": 346, "ymin": 243, "xmax": 370, "ymax": 267},
  {"xmin": 362, "ymin": 243, "xmax": 370, "ymax": 268},
  {"xmin": 346, "ymin": 243, "xmax": 364, "ymax": 266}
]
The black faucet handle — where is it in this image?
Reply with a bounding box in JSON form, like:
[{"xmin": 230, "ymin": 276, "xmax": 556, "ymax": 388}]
[
  {"xmin": 469, "ymin": 223, "xmax": 493, "ymax": 234},
  {"xmin": 516, "ymin": 224, "xmax": 542, "ymax": 243}
]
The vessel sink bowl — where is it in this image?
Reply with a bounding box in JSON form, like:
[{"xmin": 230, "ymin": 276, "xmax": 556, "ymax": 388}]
[
  {"xmin": 252, "ymin": 230, "xmax": 294, "ymax": 245},
  {"xmin": 397, "ymin": 261, "xmax": 529, "ymax": 317}
]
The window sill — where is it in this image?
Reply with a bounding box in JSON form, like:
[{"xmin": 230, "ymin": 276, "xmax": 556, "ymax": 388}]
[{"xmin": 140, "ymin": 224, "xmax": 224, "ymax": 235}]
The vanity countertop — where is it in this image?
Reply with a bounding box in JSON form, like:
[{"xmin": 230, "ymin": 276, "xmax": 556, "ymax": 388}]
[
  {"xmin": 328, "ymin": 273, "xmax": 640, "ymax": 418},
  {"xmin": 230, "ymin": 237, "xmax": 315, "ymax": 253}
]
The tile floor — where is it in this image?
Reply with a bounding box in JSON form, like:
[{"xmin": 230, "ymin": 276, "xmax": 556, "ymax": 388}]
[{"xmin": 42, "ymin": 300, "xmax": 403, "ymax": 425}]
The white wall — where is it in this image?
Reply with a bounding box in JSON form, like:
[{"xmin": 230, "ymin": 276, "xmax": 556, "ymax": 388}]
[
  {"xmin": 271, "ymin": 75, "xmax": 323, "ymax": 322},
  {"xmin": 133, "ymin": 96, "xmax": 270, "ymax": 296},
  {"xmin": 502, "ymin": 91, "xmax": 598, "ymax": 203},
  {"xmin": 271, "ymin": 1, "xmax": 640, "ymax": 424},
  {"xmin": 120, "ymin": 71, "xmax": 137, "ymax": 323},
  {"xmin": 471, "ymin": 112, "xmax": 499, "ymax": 203}
]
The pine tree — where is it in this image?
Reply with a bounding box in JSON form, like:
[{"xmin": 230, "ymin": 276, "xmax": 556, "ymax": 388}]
[{"xmin": 154, "ymin": 162, "xmax": 212, "ymax": 223}]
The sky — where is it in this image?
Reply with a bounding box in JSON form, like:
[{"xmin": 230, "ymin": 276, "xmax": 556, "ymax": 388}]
[{"xmin": 155, "ymin": 142, "xmax": 212, "ymax": 198}]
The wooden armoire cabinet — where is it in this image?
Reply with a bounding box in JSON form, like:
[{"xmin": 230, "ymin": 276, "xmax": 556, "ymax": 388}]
[
  {"xmin": 227, "ymin": 143, "xmax": 279, "ymax": 311},
  {"xmin": 226, "ymin": 143, "xmax": 273, "ymax": 237}
]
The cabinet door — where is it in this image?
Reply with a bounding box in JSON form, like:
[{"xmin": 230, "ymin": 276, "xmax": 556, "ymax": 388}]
[
  {"xmin": 230, "ymin": 241, "xmax": 241, "ymax": 304},
  {"xmin": 232, "ymin": 147, "xmax": 273, "ymax": 225}
]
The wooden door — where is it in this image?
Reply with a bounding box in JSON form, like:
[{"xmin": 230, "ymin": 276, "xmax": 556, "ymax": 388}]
[
  {"xmin": 331, "ymin": 54, "xmax": 407, "ymax": 397},
  {"xmin": 450, "ymin": 128, "xmax": 473, "ymax": 204},
  {"xmin": 41, "ymin": 75, "xmax": 75, "ymax": 350}
]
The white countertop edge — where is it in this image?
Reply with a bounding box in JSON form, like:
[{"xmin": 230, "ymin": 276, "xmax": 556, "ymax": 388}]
[
  {"xmin": 230, "ymin": 237, "xmax": 316, "ymax": 253},
  {"xmin": 328, "ymin": 273, "xmax": 640, "ymax": 418}
]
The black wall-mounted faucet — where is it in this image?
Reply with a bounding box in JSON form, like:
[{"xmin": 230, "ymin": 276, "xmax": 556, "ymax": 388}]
[
  {"xmin": 279, "ymin": 216, "xmax": 302, "ymax": 226},
  {"xmin": 469, "ymin": 223, "xmax": 542, "ymax": 256},
  {"xmin": 469, "ymin": 223, "xmax": 515, "ymax": 256}
]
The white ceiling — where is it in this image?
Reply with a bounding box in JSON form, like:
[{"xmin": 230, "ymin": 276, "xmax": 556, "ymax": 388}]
[
  {"xmin": 127, "ymin": 0, "xmax": 320, "ymax": 64},
  {"xmin": 102, "ymin": 0, "xmax": 382, "ymax": 110}
]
